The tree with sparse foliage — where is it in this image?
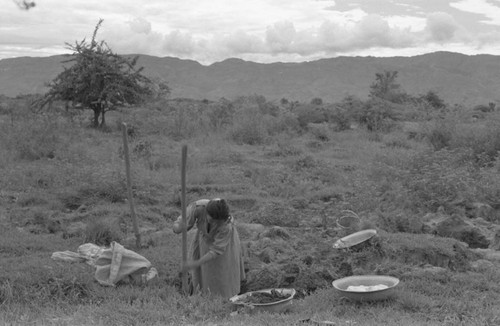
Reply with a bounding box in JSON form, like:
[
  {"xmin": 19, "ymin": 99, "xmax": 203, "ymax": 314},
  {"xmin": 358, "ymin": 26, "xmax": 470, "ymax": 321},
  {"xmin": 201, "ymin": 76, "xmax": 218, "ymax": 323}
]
[
  {"xmin": 41, "ymin": 19, "xmax": 155, "ymax": 128},
  {"xmin": 369, "ymin": 70, "xmax": 407, "ymax": 103}
]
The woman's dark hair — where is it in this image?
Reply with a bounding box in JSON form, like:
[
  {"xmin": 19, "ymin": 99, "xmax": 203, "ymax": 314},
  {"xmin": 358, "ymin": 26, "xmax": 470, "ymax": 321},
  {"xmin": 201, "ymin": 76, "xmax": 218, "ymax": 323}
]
[{"xmin": 206, "ymin": 198, "xmax": 230, "ymax": 221}]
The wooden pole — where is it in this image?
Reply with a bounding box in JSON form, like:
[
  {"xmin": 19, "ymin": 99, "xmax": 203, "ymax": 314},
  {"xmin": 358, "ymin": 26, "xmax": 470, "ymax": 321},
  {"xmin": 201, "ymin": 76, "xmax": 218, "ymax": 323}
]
[
  {"xmin": 181, "ymin": 145, "xmax": 188, "ymax": 295},
  {"xmin": 121, "ymin": 123, "xmax": 141, "ymax": 249}
]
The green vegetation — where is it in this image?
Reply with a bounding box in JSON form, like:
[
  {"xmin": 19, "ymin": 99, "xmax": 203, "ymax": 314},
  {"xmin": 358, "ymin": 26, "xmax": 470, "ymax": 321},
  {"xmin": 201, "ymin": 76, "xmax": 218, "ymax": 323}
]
[
  {"xmin": 1, "ymin": 49, "xmax": 500, "ymax": 325},
  {"xmin": 1, "ymin": 89, "xmax": 500, "ymax": 324},
  {"xmin": 40, "ymin": 20, "xmax": 159, "ymax": 128}
]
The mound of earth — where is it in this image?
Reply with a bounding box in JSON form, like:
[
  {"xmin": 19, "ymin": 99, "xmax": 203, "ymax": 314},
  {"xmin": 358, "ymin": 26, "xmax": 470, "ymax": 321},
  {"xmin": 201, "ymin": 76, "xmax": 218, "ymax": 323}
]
[{"xmin": 238, "ymin": 222, "xmax": 483, "ymax": 296}]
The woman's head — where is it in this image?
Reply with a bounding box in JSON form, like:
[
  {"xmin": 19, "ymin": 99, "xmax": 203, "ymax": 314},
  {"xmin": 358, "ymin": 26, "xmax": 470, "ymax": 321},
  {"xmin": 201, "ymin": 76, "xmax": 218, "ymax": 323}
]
[{"xmin": 206, "ymin": 198, "xmax": 230, "ymax": 221}]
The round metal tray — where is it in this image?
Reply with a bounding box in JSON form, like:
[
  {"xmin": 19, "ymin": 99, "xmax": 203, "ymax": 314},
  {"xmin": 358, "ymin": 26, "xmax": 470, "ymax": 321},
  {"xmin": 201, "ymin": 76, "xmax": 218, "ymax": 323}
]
[{"xmin": 332, "ymin": 275, "xmax": 399, "ymax": 302}]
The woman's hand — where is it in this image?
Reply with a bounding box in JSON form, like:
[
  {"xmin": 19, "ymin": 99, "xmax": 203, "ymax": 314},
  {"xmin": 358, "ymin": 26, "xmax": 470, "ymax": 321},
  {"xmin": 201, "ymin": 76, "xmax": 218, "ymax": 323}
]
[
  {"xmin": 172, "ymin": 220, "xmax": 184, "ymax": 234},
  {"xmin": 181, "ymin": 252, "xmax": 216, "ymax": 272}
]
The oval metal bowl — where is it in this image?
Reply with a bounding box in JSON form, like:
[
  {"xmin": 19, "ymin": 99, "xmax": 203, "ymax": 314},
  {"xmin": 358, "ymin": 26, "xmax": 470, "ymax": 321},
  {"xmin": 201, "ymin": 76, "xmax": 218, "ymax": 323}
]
[
  {"xmin": 336, "ymin": 210, "xmax": 360, "ymax": 229},
  {"xmin": 336, "ymin": 215, "xmax": 360, "ymax": 229},
  {"xmin": 332, "ymin": 229, "xmax": 377, "ymax": 249},
  {"xmin": 229, "ymin": 288, "xmax": 296, "ymax": 313},
  {"xmin": 332, "ymin": 275, "xmax": 399, "ymax": 302}
]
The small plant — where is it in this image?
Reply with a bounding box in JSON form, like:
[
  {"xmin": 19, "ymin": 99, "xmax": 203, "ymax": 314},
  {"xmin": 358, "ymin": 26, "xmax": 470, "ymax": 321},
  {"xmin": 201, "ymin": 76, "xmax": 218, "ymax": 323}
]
[{"xmin": 84, "ymin": 218, "xmax": 123, "ymax": 246}]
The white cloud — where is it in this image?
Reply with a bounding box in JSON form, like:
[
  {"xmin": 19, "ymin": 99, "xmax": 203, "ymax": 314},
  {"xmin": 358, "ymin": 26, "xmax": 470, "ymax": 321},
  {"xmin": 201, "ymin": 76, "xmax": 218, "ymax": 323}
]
[
  {"xmin": 266, "ymin": 21, "xmax": 297, "ymax": 52},
  {"xmin": 222, "ymin": 31, "xmax": 265, "ymax": 54},
  {"xmin": 450, "ymin": 0, "xmax": 500, "ymax": 25},
  {"xmin": 354, "ymin": 14, "xmax": 392, "ymax": 46},
  {"xmin": 162, "ymin": 30, "xmax": 196, "ymax": 55},
  {"xmin": 128, "ymin": 17, "xmax": 152, "ymax": 34},
  {"xmin": 1, "ymin": 0, "xmax": 500, "ymax": 63},
  {"xmin": 323, "ymin": 7, "xmax": 368, "ymax": 24},
  {"xmin": 425, "ymin": 12, "xmax": 461, "ymax": 42},
  {"xmin": 386, "ymin": 15, "xmax": 427, "ymax": 32}
]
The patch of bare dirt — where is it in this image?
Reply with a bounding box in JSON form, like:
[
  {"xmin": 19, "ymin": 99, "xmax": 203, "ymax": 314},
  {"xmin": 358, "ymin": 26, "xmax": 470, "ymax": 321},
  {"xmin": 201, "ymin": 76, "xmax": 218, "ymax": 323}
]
[{"xmin": 238, "ymin": 220, "xmax": 482, "ymax": 297}]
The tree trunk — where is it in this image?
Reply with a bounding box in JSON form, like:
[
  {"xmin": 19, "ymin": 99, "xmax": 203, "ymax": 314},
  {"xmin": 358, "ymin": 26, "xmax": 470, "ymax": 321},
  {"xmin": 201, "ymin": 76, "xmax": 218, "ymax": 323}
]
[
  {"xmin": 92, "ymin": 108, "xmax": 100, "ymax": 128},
  {"xmin": 100, "ymin": 110, "xmax": 106, "ymax": 127}
]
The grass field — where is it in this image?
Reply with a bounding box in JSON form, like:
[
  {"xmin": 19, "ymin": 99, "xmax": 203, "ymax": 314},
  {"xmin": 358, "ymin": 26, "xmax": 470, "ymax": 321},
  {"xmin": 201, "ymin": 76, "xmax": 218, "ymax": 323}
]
[{"xmin": 1, "ymin": 97, "xmax": 500, "ymax": 325}]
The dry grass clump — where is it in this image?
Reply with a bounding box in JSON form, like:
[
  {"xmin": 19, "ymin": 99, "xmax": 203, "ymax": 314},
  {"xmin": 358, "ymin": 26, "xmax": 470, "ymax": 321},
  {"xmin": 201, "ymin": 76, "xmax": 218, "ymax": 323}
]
[{"xmin": 84, "ymin": 217, "xmax": 124, "ymax": 246}]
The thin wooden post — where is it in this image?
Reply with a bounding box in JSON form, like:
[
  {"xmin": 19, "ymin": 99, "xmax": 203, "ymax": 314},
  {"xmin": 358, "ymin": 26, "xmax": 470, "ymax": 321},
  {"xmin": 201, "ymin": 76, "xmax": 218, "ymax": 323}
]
[
  {"xmin": 121, "ymin": 123, "xmax": 141, "ymax": 249},
  {"xmin": 181, "ymin": 145, "xmax": 188, "ymax": 295}
]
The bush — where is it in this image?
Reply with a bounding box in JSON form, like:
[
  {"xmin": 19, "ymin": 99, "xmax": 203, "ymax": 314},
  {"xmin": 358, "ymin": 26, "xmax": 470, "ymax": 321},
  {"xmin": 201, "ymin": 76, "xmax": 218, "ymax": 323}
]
[
  {"xmin": 266, "ymin": 110, "xmax": 301, "ymax": 136},
  {"xmin": 229, "ymin": 107, "xmax": 268, "ymax": 145},
  {"xmin": 450, "ymin": 122, "xmax": 500, "ymax": 166},
  {"xmin": 424, "ymin": 119, "xmax": 455, "ymax": 151},
  {"xmin": 206, "ymin": 99, "xmax": 234, "ymax": 131},
  {"xmin": 328, "ymin": 107, "xmax": 351, "ymax": 131},
  {"xmin": 403, "ymin": 148, "xmax": 479, "ymax": 212},
  {"xmin": 308, "ymin": 123, "xmax": 331, "ymax": 141},
  {"xmin": 424, "ymin": 115, "xmax": 500, "ymax": 166},
  {"xmin": 295, "ymin": 104, "xmax": 328, "ymax": 128},
  {"xmin": 356, "ymin": 99, "xmax": 397, "ymax": 132}
]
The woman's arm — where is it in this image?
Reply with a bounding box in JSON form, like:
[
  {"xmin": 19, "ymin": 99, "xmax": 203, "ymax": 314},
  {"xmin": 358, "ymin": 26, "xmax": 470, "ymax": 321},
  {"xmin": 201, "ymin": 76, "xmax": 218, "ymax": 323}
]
[
  {"xmin": 173, "ymin": 202, "xmax": 198, "ymax": 234},
  {"xmin": 182, "ymin": 251, "xmax": 217, "ymax": 271}
]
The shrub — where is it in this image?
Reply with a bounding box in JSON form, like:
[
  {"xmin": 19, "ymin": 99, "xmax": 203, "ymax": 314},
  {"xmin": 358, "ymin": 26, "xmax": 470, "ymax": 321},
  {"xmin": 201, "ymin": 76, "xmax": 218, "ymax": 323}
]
[
  {"xmin": 228, "ymin": 107, "xmax": 268, "ymax": 145},
  {"xmin": 308, "ymin": 123, "xmax": 331, "ymax": 141},
  {"xmin": 265, "ymin": 109, "xmax": 301, "ymax": 136},
  {"xmin": 206, "ymin": 99, "xmax": 234, "ymax": 131},
  {"xmin": 403, "ymin": 148, "xmax": 479, "ymax": 212},
  {"xmin": 424, "ymin": 119, "xmax": 455, "ymax": 151},
  {"xmin": 450, "ymin": 121, "xmax": 500, "ymax": 166},
  {"xmin": 295, "ymin": 104, "xmax": 328, "ymax": 128},
  {"xmin": 328, "ymin": 107, "xmax": 351, "ymax": 131},
  {"xmin": 356, "ymin": 99, "xmax": 397, "ymax": 132},
  {"xmin": 423, "ymin": 115, "xmax": 500, "ymax": 166}
]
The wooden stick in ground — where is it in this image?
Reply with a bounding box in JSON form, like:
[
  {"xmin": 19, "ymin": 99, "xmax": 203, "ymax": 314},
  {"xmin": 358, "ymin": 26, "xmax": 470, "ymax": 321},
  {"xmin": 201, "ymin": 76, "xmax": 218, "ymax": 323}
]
[
  {"xmin": 121, "ymin": 123, "xmax": 141, "ymax": 249},
  {"xmin": 181, "ymin": 145, "xmax": 188, "ymax": 295}
]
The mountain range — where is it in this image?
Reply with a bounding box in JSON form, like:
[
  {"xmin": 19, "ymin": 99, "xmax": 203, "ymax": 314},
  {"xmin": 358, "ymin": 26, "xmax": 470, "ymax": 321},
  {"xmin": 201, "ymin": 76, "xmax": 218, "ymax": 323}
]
[{"xmin": 0, "ymin": 51, "xmax": 499, "ymax": 106}]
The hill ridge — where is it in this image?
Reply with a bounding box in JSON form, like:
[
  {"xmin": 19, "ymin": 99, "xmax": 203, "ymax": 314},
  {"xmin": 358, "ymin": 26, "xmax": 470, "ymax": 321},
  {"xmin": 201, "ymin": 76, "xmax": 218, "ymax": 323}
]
[{"xmin": 0, "ymin": 51, "xmax": 498, "ymax": 105}]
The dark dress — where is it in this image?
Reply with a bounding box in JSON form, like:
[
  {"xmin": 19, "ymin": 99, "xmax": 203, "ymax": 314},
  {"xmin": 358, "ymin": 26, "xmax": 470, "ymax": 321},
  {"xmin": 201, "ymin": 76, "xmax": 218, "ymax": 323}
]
[{"xmin": 177, "ymin": 199, "xmax": 245, "ymax": 298}]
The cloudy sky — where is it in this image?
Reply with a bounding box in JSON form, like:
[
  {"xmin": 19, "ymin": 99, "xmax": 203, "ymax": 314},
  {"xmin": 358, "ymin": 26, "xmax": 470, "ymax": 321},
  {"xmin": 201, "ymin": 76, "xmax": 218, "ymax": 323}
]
[{"xmin": 2, "ymin": 0, "xmax": 500, "ymax": 64}]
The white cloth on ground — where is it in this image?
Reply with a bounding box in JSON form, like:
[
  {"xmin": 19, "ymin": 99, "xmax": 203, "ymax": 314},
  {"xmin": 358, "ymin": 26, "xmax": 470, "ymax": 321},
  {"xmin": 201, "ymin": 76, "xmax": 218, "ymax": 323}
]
[{"xmin": 51, "ymin": 241, "xmax": 156, "ymax": 287}]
